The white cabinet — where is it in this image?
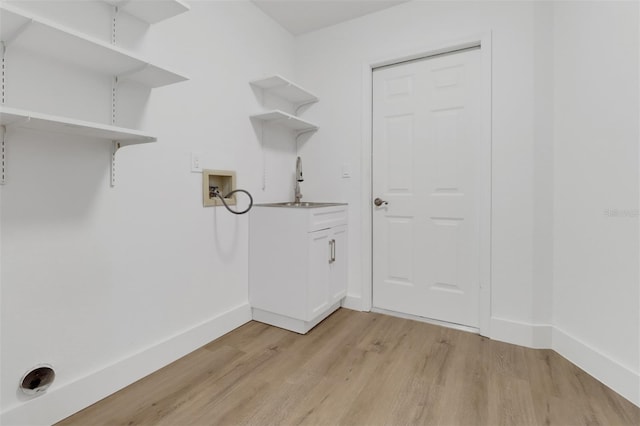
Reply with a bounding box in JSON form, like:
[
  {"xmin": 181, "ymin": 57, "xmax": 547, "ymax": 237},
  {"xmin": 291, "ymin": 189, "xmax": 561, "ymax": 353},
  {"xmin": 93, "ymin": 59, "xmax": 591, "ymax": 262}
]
[
  {"xmin": 249, "ymin": 204, "xmax": 348, "ymax": 334},
  {"xmin": 307, "ymin": 224, "xmax": 347, "ymax": 319},
  {"xmin": 329, "ymin": 224, "xmax": 348, "ymax": 304}
]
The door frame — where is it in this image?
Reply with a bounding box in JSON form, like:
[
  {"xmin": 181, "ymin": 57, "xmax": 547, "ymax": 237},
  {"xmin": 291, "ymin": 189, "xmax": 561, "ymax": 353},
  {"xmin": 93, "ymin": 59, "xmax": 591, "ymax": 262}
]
[{"xmin": 360, "ymin": 32, "xmax": 493, "ymax": 336}]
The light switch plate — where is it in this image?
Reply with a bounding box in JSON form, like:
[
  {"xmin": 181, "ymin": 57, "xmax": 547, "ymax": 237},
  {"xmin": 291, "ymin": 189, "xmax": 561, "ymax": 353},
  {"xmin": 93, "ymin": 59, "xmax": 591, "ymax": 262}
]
[
  {"xmin": 342, "ymin": 163, "xmax": 352, "ymax": 178},
  {"xmin": 191, "ymin": 152, "xmax": 202, "ymax": 173}
]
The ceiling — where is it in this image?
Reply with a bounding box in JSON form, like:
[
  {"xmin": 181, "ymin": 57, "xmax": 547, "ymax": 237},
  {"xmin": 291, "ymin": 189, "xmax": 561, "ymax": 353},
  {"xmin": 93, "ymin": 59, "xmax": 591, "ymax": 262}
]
[{"xmin": 251, "ymin": 0, "xmax": 410, "ymax": 35}]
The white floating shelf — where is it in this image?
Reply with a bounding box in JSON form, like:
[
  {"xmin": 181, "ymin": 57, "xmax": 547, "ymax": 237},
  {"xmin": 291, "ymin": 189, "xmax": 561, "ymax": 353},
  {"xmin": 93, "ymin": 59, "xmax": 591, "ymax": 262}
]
[
  {"xmin": 0, "ymin": 106, "xmax": 156, "ymax": 145},
  {"xmin": 104, "ymin": 0, "xmax": 190, "ymax": 25},
  {"xmin": 250, "ymin": 75, "xmax": 318, "ymax": 106},
  {"xmin": 0, "ymin": 4, "xmax": 188, "ymax": 88},
  {"xmin": 250, "ymin": 110, "xmax": 319, "ymax": 132}
]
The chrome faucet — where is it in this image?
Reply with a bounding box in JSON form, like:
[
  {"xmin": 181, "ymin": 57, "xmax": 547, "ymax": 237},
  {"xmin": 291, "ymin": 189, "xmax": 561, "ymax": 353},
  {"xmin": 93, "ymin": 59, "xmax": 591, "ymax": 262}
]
[{"xmin": 294, "ymin": 156, "xmax": 303, "ymax": 203}]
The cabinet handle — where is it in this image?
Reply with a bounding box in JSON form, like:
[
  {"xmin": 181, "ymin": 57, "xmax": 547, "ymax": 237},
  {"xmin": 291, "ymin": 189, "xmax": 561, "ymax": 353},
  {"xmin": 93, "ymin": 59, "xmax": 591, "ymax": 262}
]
[
  {"xmin": 329, "ymin": 240, "xmax": 333, "ymax": 263},
  {"xmin": 331, "ymin": 239, "xmax": 336, "ymax": 263}
]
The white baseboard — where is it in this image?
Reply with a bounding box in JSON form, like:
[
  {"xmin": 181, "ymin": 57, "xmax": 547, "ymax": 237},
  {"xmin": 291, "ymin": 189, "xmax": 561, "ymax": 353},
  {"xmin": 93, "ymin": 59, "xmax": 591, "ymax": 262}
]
[
  {"xmin": 341, "ymin": 295, "xmax": 364, "ymax": 311},
  {"xmin": 490, "ymin": 317, "xmax": 552, "ymax": 349},
  {"xmin": 0, "ymin": 303, "xmax": 252, "ymax": 426},
  {"xmin": 3, "ymin": 305, "xmax": 636, "ymax": 425},
  {"xmin": 372, "ymin": 307, "xmax": 479, "ymax": 334},
  {"xmin": 490, "ymin": 317, "xmax": 639, "ymax": 407},
  {"xmin": 348, "ymin": 303, "xmax": 637, "ymax": 405},
  {"xmin": 252, "ymin": 301, "xmax": 341, "ymax": 334},
  {"xmin": 552, "ymin": 326, "xmax": 639, "ymax": 407}
]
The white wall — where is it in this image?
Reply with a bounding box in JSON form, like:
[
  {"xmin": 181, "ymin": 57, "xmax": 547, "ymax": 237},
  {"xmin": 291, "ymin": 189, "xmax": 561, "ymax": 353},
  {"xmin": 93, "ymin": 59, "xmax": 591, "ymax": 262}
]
[
  {"xmin": 1, "ymin": 1, "xmax": 638, "ymax": 423},
  {"xmin": 294, "ymin": 0, "xmax": 539, "ymax": 337},
  {"xmin": 552, "ymin": 0, "xmax": 639, "ymax": 404},
  {"xmin": 0, "ymin": 1, "xmax": 296, "ymax": 424},
  {"xmin": 293, "ymin": 0, "xmax": 639, "ymax": 406},
  {"xmin": 532, "ymin": 0, "xmax": 555, "ymax": 328}
]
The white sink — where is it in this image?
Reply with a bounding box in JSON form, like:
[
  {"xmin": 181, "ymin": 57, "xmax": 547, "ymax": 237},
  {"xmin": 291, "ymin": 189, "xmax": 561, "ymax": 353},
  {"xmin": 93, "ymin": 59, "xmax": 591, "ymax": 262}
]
[{"xmin": 257, "ymin": 202, "xmax": 346, "ymax": 208}]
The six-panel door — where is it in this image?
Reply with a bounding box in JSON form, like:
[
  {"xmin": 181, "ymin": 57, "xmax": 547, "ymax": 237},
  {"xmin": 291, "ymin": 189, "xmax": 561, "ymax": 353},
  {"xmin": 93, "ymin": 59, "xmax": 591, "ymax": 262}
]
[{"xmin": 372, "ymin": 48, "xmax": 482, "ymax": 328}]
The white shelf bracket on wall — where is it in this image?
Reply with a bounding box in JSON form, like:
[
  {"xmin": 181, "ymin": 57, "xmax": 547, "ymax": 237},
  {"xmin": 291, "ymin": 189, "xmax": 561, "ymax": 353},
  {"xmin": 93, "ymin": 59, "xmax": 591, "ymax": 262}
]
[
  {"xmin": 111, "ymin": 5, "xmax": 119, "ymax": 45},
  {"xmin": 1, "ymin": 124, "xmax": 5, "ymax": 185},
  {"xmin": 295, "ymin": 128, "xmax": 317, "ymax": 140},
  {"xmin": 1, "ymin": 16, "xmax": 33, "ymax": 185},
  {"xmin": 0, "ymin": 116, "xmax": 31, "ymax": 185},
  {"xmin": 294, "ymin": 100, "xmax": 319, "ymax": 116},
  {"xmin": 0, "ymin": 2, "xmax": 183, "ymax": 187},
  {"xmin": 110, "ymin": 140, "xmax": 119, "ymax": 187},
  {"xmin": 110, "ymin": 74, "xmax": 119, "ymax": 187},
  {"xmin": 295, "ymin": 128, "xmax": 317, "ymax": 156},
  {"xmin": 109, "ymin": 5, "xmax": 119, "ymax": 188},
  {"xmin": 110, "ymin": 139, "xmax": 143, "ymax": 187},
  {"xmin": 112, "ymin": 75, "xmax": 118, "ymax": 124},
  {"xmin": 2, "ymin": 41, "xmax": 5, "ymax": 106},
  {"xmin": 119, "ymin": 63, "xmax": 149, "ymax": 78},
  {"xmin": 2, "ymin": 18, "xmax": 33, "ymax": 46}
]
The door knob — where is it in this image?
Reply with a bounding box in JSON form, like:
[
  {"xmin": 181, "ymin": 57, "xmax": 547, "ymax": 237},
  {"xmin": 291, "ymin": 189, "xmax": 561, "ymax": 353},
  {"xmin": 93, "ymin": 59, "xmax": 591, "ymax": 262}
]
[{"xmin": 374, "ymin": 198, "xmax": 388, "ymax": 207}]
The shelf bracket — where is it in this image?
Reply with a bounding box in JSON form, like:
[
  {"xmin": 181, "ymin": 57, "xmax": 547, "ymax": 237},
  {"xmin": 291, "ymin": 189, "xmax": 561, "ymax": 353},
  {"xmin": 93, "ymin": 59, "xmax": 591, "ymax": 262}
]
[
  {"xmin": 110, "ymin": 140, "xmax": 139, "ymax": 187},
  {"xmin": 111, "ymin": 5, "xmax": 119, "ymax": 45},
  {"xmin": 112, "ymin": 76, "xmax": 118, "ymax": 125},
  {"xmin": 295, "ymin": 128, "xmax": 318, "ymax": 140},
  {"xmin": 1, "ymin": 41, "xmax": 5, "ymax": 105},
  {"xmin": 2, "ymin": 19, "xmax": 33, "ymax": 46},
  {"xmin": 119, "ymin": 63, "xmax": 149, "ymax": 80},
  {"xmin": 110, "ymin": 140, "xmax": 120, "ymax": 187},
  {"xmin": 109, "ymin": 4, "xmax": 120, "ymax": 188},
  {"xmin": 1, "ymin": 125, "xmax": 6, "ymax": 185},
  {"xmin": 294, "ymin": 99, "xmax": 319, "ymax": 116},
  {"xmin": 295, "ymin": 128, "xmax": 317, "ymax": 157},
  {"xmin": 4, "ymin": 116, "xmax": 31, "ymax": 128},
  {"xmin": 0, "ymin": 117, "xmax": 32, "ymax": 185}
]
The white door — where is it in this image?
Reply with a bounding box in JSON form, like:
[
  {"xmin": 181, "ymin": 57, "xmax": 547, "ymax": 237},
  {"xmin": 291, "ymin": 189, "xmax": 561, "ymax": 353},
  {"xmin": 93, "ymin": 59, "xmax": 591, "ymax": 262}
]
[{"xmin": 372, "ymin": 48, "xmax": 482, "ymax": 328}]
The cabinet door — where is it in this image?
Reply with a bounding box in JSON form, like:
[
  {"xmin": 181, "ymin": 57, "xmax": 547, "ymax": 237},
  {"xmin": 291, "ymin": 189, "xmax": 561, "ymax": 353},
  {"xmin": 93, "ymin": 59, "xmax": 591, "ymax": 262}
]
[
  {"xmin": 329, "ymin": 225, "xmax": 348, "ymax": 304},
  {"xmin": 307, "ymin": 229, "xmax": 331, "ymax": 320}
]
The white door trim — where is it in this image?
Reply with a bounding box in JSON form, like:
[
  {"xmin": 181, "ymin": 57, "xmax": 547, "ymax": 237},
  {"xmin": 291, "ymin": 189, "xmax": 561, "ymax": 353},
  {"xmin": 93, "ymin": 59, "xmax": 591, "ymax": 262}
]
[{"xmin": 360, "ymin": 32, "xmax": 493, "ymax": 336}]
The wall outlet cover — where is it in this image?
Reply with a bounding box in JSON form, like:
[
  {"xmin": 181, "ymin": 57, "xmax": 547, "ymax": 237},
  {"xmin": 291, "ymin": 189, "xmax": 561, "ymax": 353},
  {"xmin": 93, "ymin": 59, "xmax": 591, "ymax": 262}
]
[
  {"xmin": 342, "ymin": 163, "xmax": 352, "ymax": 178},
  {"xmin": 191, "ymin": 152, "xmax": 202, "ymax": 173}
]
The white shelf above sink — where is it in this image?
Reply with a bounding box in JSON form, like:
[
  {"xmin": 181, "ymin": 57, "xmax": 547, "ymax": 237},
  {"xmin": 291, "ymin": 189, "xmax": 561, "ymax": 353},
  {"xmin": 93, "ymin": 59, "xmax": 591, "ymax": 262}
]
[
  {"xmin": 103, "ymin": 0, "xmax": 190, "ymax": 25},
  {"xmin": 0, "ymin": 3, "xmax": 189, "ymax": 88},
  {"xmin": 250, "ymin": 75, "xmax": 318, "ymax": 106},
  {"xmin": 0, "ymin": 106, "xmax": 156, "ymax": 145},
  {"xmin": 250, "ymin": 110, "xmax": 319, "ymax": 132}
]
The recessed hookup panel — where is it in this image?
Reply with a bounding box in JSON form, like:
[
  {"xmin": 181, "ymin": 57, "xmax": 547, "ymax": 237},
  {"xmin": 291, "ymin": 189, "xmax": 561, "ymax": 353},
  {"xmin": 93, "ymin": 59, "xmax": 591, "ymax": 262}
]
[{"xmin": 202, "ymin": 169, "xmax": 236, "ymax": 207}]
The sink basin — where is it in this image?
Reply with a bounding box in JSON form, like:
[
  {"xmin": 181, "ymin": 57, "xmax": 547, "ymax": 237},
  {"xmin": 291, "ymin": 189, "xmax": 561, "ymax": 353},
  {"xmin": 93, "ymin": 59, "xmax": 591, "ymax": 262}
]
[{"xmin": 257, "ymin": 202, "xmax": 346, "ymax": 208}]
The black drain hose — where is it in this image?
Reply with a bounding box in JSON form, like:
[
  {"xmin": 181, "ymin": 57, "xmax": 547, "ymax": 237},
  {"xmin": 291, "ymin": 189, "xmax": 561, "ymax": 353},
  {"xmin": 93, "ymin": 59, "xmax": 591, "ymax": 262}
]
[{"xmin": 210, "ymin": 187, "xmax": 253, "ymax": 215}]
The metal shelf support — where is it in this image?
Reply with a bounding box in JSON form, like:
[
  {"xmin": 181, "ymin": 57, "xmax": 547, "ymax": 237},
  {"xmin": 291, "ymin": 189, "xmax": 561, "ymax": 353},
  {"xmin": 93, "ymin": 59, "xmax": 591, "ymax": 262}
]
[
  {"xmin": 110, "ymin": 140, "xmax": 119, "ymax": 187},
  {"xmin": 110, "ymin": 74, "xmax": 119, "ymax": 186},
  {"xmin": 295, "ymin": 128, "xmax": 318, "ymax": 140},
  {"xmin": 2, "ymin": 42, "xmax": 5, "ymax": 107},
  {"xmin": 2, "ymin": 19, "xmax": 33, "ymax": 45},
  {"xmin": 110, "ymin": 6, "xmax": 119, "ymax": 187},
  {"xmin": 1, "ymin": 18, "xmax": 33, "ymax": 185},
  {"xmin": 1, "ymin": 125, "xmax": 5, "ymax": 185},
  {"xmin": 0, "ymin": 117, "xmax": 31, "ymax": 185}
]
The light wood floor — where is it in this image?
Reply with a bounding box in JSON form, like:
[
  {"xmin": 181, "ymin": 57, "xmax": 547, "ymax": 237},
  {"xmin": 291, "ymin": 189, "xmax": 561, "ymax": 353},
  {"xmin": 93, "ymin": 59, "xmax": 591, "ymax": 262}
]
[{"xmin": 58, "ymin": 309, "xmax": 639, "ymax": 426}]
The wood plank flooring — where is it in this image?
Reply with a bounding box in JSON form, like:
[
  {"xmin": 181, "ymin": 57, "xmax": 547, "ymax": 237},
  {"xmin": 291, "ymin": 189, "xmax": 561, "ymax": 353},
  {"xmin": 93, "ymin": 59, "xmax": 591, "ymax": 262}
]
[{"xmin": 58, "ymin": 309, "xmax": 639, "ymax": 426}]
